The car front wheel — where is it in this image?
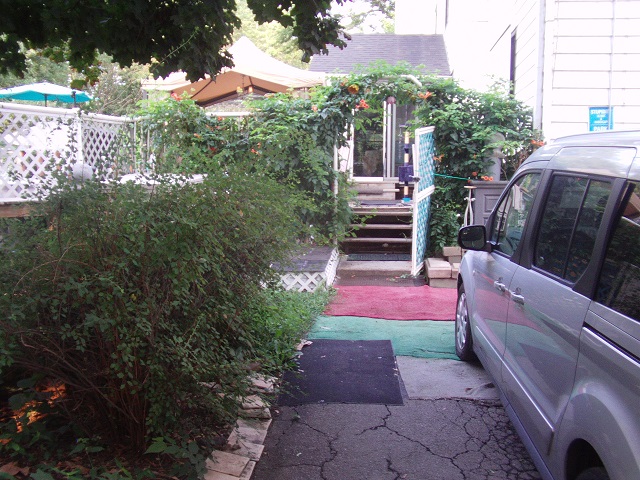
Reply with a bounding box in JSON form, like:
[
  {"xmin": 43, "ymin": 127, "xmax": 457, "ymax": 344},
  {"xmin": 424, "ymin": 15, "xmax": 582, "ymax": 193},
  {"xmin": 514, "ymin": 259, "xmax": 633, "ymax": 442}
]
[{"xmin": 455, "ymin": 284, "xmax": 476, "ymax": 361}]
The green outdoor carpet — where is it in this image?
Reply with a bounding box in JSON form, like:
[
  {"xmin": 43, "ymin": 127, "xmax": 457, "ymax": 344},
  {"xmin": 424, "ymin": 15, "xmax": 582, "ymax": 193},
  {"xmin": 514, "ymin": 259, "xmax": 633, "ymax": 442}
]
[{"xmin": 309, "ymin": 316, "xmax": 457, "ymax": 360}]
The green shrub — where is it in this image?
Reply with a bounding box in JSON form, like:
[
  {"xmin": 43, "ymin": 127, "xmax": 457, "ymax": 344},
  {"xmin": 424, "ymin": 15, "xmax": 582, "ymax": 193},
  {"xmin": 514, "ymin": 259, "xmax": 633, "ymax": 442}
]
[{"xmin": 0, "ymin": 156, "xmax": 314, "ymax": 475}]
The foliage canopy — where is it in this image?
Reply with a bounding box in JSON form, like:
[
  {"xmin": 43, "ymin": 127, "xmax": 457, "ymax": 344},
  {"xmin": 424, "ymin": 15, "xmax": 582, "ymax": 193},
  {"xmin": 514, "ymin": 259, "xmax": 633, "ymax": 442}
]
[{"xmin": 0, "ymin": 0, "xmax": 349, "ymax": 83}]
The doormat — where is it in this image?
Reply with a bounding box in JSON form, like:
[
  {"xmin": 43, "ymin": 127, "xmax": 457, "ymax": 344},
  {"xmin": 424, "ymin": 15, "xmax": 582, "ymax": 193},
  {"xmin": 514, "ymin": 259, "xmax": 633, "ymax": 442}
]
[
  {"xmin": 309, "ymin": 316, "xmax": 457, "ymax": 360},
  {"xmin": 347, "ymin": 254, "xmax": 412, "ymax": 261},
  {"xmin": 324, "ymin": 285, "xmax": 457, "ymax": 320},
  {"xmin": 277, "ymin": 339, "xmax": 403, "ymax": 406}
]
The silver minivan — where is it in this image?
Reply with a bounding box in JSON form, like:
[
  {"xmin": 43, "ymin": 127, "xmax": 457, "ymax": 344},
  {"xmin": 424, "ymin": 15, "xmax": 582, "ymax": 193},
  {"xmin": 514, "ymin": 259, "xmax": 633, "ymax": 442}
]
[{"xmin": 456, "ymin": 130, "xmax": 640, "ymax": 480}]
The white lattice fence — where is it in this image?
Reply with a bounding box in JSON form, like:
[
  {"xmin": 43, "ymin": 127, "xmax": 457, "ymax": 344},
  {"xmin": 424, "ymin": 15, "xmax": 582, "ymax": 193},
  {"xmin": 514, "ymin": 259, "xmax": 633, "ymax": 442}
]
[
  {"xmin": 0, "ymin": 103, "xmax": 142, "ymax": 202},
  {"xmin": 0, "ymin": 103, "xmax": 81, "ymax": 202},
  {"xmin": 81, "ymin": 112, "xmax": 137, "ymax": 181}
]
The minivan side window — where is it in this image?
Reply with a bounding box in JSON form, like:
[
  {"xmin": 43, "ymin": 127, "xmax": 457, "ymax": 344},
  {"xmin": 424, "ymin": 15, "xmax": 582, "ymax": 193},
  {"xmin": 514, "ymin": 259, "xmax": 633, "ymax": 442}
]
[
  {"xmin": 596, "ymin": 182, "xmax": 640, "ymax": 321},
  {"xmin": 534, "ymin": 176, "xmax": 612, "ymax": 282},
  {"xmin": 490, "ymin": 172, "xmax": 541, "ymax": 256}
]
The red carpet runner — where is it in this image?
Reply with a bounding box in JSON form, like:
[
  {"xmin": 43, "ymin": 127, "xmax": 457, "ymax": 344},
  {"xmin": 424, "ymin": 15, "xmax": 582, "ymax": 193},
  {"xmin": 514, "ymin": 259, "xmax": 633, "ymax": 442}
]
[{"xmin": 324, "ymin": 285, "xmax": 457, "ymax": 321}]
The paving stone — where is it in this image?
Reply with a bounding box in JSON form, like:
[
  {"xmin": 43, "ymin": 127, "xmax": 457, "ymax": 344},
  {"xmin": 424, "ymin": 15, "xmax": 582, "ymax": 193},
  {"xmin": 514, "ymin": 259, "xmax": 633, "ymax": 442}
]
[
  {"xmin": 241, "ymin": 395, "xmax": 268, "ymax": 410},
  {"xmin": 202, "ymin": 471, "xmax": 239, "ymax": 480},
  {"xmin": 226, "ymin": 440, "xmax": 264, "ymax": 461},
  {"xmin": 249, "ymin": 374, "xmax": 277, "ymax": 393},
  {"xmin": 228, "ymin": 419, "xmax": 271, "ymax": 445},
  {"xmin": 426, "ymin": 257, "xmax": 452, "ymax": 279},
  {"xmin": 447, "ymin": 255, "xmax": 463, "ymax": 264},
  {"xmin": 239, "ymin": 461, "xmax": 256, "ymax": 479},
  {"xmin": 451, "ymin": 262, "xmax": 460, "ymax": 277},
  {"xmin": 442, "ymin": 246, "xmax": 462, "ymax": 257},
  {"xmin": 207, "ymin": 450, "xmax": 250, "ymax": 477},
  {"xmin": 239, "ymin": 407, "xmax": 272, "ymax": 419},
  {"xmin": 237, "ymin": 417, "xmax": 272, "ymax": 433},
  {"xmin": 428, "ymin": 278, "xmax": 458, "ymax": 288}
]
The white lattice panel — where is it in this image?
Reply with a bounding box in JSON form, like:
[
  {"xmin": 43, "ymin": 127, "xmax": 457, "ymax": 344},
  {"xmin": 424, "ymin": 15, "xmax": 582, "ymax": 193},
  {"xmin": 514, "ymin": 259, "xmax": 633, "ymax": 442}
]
[
  {"xmin": 0, "ymin": 103, "xmax": 80, "ymax": 201},
  {"xmin": 81, "ymin": 112, "xmax": 137, "ymax": 180},
  {"xmin": 1, "ymin": 103, "xmax": 141, "ymax": 202},
  {"xmin": 280, "ymin": 248, "xmax": 339, "ymax": 292}
]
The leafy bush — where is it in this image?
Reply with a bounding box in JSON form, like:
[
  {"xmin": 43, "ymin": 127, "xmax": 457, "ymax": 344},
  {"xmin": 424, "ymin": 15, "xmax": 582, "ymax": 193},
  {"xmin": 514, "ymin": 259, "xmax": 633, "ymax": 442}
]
[
  {"xmin": 0, "ymin": 155, "xmax": 324, "ymax": 477},
  {"xmin": 133, "ymin": 97, "xmax": 354, "ymax": 243}
]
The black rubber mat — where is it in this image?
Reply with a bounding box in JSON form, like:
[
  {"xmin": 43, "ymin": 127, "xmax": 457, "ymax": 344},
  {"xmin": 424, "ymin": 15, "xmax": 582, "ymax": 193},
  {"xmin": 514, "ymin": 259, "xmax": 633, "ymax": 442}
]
[
  {"xmin": 278, "ymin": 339, "xmax": 404, "ymax": 406},
  {"xmin": 347, "ymin": 253, "xmax": 411, "ymax": 261}
]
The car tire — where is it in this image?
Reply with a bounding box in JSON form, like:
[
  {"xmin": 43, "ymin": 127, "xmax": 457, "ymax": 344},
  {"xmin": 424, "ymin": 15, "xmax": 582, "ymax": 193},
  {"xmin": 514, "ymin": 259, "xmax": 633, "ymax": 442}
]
[
  {"xmin": 455, "ymin": 284, "xmax": 476, "ymax": 362},
  {"xmin": 575, "ymin": 467, "xmax": 609, "ymax": 480}
]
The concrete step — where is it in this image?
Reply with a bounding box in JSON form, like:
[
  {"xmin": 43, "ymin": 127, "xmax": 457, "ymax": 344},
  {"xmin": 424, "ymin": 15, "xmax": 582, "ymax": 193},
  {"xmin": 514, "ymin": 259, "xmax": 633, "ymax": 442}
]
[
  {"xmin": 341, "ymin": 237, "xmax": 412, "ymax": 244},
  {"xmin": 337, "ymin": 260, "xmax": 412, "ymax": 277},
  {"xmin": 352, "ymin": 224, "xmax": 412, "ymax": 230}
]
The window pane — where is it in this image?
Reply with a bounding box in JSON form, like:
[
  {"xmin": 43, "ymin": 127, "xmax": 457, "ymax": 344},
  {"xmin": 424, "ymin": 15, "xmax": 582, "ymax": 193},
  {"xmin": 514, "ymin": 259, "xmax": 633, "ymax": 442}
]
[
  {"xmin": 535, "ymin": 176, "xmax": 588, "ymax": 278},
  {"xmin": 535, "ymin": 177, "xmax": 611, "ymax": 281},
  {"xmin": 490, "ymin": 173, "xmax": 541, "ymax": 257},
  {"xmin": 596, "ymin": 183, "xmax": 640, "ymax": 321},
  {"xmin": 565, "ymin": 180, "xmax": 612, "ymax": 282}
]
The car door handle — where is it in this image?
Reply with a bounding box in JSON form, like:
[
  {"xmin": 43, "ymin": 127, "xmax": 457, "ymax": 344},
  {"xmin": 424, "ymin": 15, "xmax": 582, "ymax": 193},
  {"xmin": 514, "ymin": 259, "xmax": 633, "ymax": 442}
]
[
  {"xmin": 510, "ymin": 288, "xmax": 525, "ymax": 305},
  {"xmin": 493, "ymin": 280, "xmax": 506, "ymax": 292}
]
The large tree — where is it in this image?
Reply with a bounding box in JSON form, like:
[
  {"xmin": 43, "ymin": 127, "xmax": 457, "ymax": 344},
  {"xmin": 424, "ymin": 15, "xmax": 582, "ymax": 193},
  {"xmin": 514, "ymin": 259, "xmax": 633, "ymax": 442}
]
[{"xmin": 0, "ymin": 0, "xmax": 349, "ymax": 83}]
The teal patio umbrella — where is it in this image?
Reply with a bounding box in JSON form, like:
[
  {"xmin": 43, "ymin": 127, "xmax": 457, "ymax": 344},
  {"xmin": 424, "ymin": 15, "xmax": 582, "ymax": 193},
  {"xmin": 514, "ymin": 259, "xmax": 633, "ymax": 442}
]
[{"xmin": 0, "ymin": 82, "xmax": 92, "ymax": 106}]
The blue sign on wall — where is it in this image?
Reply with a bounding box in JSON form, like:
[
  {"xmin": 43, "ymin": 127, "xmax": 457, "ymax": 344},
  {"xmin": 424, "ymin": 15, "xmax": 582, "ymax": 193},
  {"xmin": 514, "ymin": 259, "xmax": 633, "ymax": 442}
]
[{"xmin": 589, "ymin": 106, "xmax": 614, "ymax": 131}]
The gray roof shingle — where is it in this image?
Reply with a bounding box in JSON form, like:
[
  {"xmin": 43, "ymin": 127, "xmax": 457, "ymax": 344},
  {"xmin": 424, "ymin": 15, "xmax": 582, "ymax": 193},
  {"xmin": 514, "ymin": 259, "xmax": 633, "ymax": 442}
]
[{"xmin": 309, "ymin": 34, "xmax": 451, "ymax": 76}]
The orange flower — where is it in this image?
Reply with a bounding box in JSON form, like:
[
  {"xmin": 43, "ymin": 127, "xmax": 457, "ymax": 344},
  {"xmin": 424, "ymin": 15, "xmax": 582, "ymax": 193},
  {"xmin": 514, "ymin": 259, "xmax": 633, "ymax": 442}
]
[
  {"xmin": 356, "ymin": 99, "xmax": 369, "ymax": 109},
  {"xmin": 488, "ymin": 176, "xmax": 494, "ymax": 181},
  {"xmin": 433, "ymin": 154, "xmax": 444, "ymax": 162},
  {"xmin": 471, "ymin": 171, "xmax": 478, "ymax": 177},
  {"xmin": 482, "ymin": 176, "xmax": 489, "ymax": 181},
  {"xmin": 347, "ymin": 84, "xmax": 360, "ymax": 94},
  {"xmin": 311, "ymin": 105, "xmax": 318, "ymax": 112},
  {"xmin": 418, "ymin": 91, "xmax": 433, "ymax": 100}
]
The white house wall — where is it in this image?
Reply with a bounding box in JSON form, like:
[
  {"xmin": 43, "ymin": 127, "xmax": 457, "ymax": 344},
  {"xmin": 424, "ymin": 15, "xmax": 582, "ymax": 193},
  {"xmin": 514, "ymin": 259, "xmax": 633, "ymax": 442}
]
[
  {"xmin": 444, "ymin": 0, "xmax": 513, "ymax": 91},
  {"xmin": 446, "ymin": 0, "xmax": 640, "ymax": 141},
  {"xmin": 511, "ymin": 0, "xmax": 545, "ymax": 128},
  {"xmin": 543, "ymin": 0, "xmax": 640, "ymax": 139},
  {"xmin": 542, "ymin": 0, "xmax": 640, "ymax": 139}
]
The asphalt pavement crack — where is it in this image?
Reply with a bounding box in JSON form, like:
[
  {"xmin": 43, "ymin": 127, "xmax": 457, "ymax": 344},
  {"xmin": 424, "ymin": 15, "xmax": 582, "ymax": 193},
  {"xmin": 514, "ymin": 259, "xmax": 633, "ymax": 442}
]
[{"xmin": 252, "ymin": 399, "xmax": 541, "ymax": 480}]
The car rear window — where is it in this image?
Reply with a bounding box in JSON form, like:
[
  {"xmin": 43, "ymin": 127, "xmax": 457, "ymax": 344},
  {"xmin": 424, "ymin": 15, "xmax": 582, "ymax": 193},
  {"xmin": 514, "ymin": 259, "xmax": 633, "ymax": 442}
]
[{"xmin": 596, "ymin": 182, "xmax": 640, "ymax": 321}]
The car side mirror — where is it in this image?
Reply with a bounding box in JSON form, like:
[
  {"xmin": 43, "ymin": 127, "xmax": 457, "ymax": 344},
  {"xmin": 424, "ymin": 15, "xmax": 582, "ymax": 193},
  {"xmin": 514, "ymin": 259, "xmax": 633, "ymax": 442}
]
[{"xmin": 458, "ymin": 225, "xmax": 491, "ymax": 252}]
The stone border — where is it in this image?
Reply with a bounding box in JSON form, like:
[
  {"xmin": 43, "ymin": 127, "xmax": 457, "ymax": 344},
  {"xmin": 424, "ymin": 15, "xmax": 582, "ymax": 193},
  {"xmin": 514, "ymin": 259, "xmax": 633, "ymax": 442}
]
[{"xmin": 203, "ymin": 375, "xmax": 277, "ymax": 480}]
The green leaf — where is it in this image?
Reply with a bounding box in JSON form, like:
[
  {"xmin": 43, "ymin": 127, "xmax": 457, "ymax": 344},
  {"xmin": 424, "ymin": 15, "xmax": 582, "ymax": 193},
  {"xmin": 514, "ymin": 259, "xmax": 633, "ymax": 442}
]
[
  {"xmin": 30, "ymin": 471, "xmax": 56, "ymax": 480},
  {"xmin": 145, "ymin": 440, "xmax": 167, "ymax": 454},
  {"xmin": 8, "ymin": 393, "xmax": 28, "ymax": 411}
]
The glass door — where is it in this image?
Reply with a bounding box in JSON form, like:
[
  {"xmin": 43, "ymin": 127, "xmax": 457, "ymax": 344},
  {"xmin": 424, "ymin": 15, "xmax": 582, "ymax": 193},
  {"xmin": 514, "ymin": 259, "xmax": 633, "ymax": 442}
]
[
  {"xmin": 350, "ymin": 101, "xmax": 416, "ymax": 181},
  {"xmin": 352, "ymin": 110, "xmax": 384, "ymax": 179}
]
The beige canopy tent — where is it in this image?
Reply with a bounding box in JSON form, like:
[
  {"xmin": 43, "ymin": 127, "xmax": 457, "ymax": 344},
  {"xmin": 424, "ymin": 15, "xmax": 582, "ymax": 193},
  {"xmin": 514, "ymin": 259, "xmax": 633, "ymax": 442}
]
[{"xmin": 142, "ymin": 37, "xmax": 325, "ymax": 106}]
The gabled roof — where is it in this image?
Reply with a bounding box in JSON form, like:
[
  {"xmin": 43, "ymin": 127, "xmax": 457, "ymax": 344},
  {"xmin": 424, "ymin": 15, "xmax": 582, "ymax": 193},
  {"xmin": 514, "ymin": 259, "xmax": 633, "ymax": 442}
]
[{"xmin": 309, "ymin": 34, "xmax": 451, "ymax": 76}]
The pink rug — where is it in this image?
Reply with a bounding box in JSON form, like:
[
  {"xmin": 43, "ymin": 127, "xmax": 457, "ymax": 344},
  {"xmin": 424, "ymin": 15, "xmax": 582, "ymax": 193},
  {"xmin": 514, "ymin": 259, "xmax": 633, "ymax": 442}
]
[{"xmin": 324, "ymin": 285, "xmax": 457, "ymax": 321}]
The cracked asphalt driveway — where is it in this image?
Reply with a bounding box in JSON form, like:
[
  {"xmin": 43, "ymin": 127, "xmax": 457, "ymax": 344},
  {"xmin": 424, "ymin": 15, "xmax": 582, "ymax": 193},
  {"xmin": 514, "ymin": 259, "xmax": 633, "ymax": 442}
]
[{"xmin": 252, "ymin": 370, "xmax": 542, "ymax": 480}]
